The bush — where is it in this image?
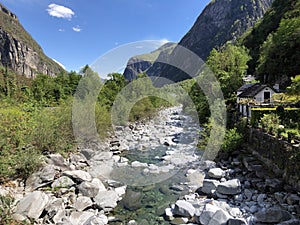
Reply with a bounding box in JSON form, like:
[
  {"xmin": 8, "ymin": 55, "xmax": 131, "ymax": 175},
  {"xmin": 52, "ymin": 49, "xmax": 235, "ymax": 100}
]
[
  {"xmin": 0, "ymin": 101, "xmax": 75, "ymax": 181},
  {"xmin": 260, "ymin": 113, "xmax": 281, "ymax": 135},
  {"xmin": 32, "ymin": 103, "xmax": 74, "ymax": 154},
  {"xmin": 251, "ymin": 107, "xmax": 300, "ymax": 127},
  {"xmin": 0, "ymin": 195, "xmax": 17, "ymax": 224},
  {"xmin": 221, "ymin": 128, "xmax": 243, "ymax": 152}
]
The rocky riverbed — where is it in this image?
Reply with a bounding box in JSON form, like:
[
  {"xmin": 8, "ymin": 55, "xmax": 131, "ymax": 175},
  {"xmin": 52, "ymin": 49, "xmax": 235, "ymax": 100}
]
[{"xmin": 0, "ymin": 106, "xmax": 299, "ymax": 225}]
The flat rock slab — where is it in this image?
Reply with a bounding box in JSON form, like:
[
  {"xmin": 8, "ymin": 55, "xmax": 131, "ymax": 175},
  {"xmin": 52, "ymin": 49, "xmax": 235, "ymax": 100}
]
[
  {"xmin": 78, "ymin": 178, "xmax": 106, "ymax": 197},
  {"xmin": 200, "ymin": 179, "xmax": 220, "ymax": 195},
  {"xmin": 199, "ymin": 204, "xmax": 232, "ymax": 225},
  {"xmin": 51, "ymin": 176, "xmax": 75, "ymax": 188},
  {"xmin": 94, "ymin": 190, "xmax": 120, "ymax": 210},
  {"xmin": 255, "ymin": 208, "xmax": 292, "ymax": 223},
  {"xmin": 217, "ymin": 179, "xmax": 241, "ymax": 195},
  {"xmin": 69, "ymin": 211, "xmax": 94, "ymax": 225},
  {"xmin": 15, "ymin": 191, "xmax": 49, "ymax": 220},
  {"xmin": 74, "ymin": 196, "xmax": 93, "ymax": 211},
  {"xmin": 208, "ymin": 168, "xmax": 225, "ymax": 179},
  {"xmin": 63, "ymin": 170, "xmax": 92, "ymax": 182},
  {"xmin": 173, "ymin": 200, "xmax": 195, "ymax": 217}
]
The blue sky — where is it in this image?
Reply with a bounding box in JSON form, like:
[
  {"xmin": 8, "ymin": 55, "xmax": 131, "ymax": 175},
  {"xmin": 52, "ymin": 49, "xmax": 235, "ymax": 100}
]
[{"xmin": 0, "ymin": 0, "xmax": 210, "ymax": 76}]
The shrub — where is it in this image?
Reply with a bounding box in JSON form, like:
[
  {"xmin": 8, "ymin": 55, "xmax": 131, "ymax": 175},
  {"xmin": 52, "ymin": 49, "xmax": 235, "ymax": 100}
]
[
  {"xmin": 221, "ymin": 128, "xmax": 243, "ymax": 152},
  {"xmin": 260, "ymin": 113, "xmax": 281, "ymax": 135},
  {"xmin": 32, "ymin": 103, "xmax": 74, "ymax": 154},
  {"xmin": 0, "ymin": 101, "xmax": 75, "ymax": 181},
  {"xmin": 0, "ymin": 195, "xmax": 16, "ymax": 224},
  {"xmin": 250, "ymin": 107, "xmax": 300, "ymax": 127}
]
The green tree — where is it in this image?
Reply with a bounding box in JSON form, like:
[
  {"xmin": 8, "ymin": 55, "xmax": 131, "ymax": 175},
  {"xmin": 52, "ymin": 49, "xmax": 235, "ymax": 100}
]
[
  {"xmin": 287, "ymin": 75, "xmax": 300, "ymax": 95},
  {"xmin": 257, "ymin": 17, "xmax": 300, "ymax": 82},
  {"xmin": 98, "ymin": 73, "xmax": 127, "ymax": 108},
  {"xmin": 206, "ymin": 43, "xmax": 251, "ymax": 101}
]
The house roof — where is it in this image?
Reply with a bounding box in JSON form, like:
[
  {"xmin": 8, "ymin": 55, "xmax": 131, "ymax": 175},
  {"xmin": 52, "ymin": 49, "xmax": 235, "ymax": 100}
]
[
  {"xmin": 237, "ymin": 83, "xmax": 275, "ymax": 98},
  {"xmin": 237, "ymin": 83, "xmax": 255, "ymax": 92}
]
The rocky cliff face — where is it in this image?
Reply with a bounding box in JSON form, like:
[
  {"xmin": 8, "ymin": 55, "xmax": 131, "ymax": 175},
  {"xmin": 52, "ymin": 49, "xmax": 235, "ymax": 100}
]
[
  {"xmin": 179, "ymin": 0, "xmax": 274, "ymax": 60},
  {"xmin": 123, "ymin": 42, "xmax": 176, "ymax": 81},
  {"xmin": 0, "ymin": 4, "xmax": 64, "ymax": 78},
  {"xmin": 124, "ymin": 0, "xmax": 274, "ymax": 83}
]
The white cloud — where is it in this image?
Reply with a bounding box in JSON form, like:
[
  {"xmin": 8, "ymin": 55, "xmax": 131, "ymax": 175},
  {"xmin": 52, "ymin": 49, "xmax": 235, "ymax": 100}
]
[
  {"xmin": 72, "ymin": 26, "xmax": 82, "ymax": 32},
  {"xmin": 47, "ymin": 3, "xmax": 74, "ymax": 20},
  {"xmin": 58, "ymin": 28, "xmax": 65, "ymax": 32}
]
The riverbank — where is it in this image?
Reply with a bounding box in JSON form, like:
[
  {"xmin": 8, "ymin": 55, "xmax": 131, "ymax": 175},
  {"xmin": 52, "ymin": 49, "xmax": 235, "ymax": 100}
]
[{"xmin": 0, "ymin": 106, "xmax": 299, "ymax": 225}]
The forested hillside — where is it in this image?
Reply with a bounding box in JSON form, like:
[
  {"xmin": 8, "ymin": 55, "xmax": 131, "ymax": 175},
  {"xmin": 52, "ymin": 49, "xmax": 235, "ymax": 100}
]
[{"xmin": 241, "ymin": 0, "xmax": 300, "ymax": 86}]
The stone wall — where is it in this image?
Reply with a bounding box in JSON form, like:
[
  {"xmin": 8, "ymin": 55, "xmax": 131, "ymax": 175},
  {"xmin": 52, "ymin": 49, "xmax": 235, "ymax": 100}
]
[{"xmin": 245, "ymin": 127, "xmax": 300, "ymax": 190}]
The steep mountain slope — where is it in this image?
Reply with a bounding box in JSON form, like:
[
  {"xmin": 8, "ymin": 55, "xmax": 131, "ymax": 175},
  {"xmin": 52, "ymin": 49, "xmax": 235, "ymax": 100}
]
[
  {"xmin": 0, "ymin": 4, "xmax": 64, "ymax": 78},
  {"xmin": 241, "ymin": 0, "xmax": 300, "ymax": 86},
  {"xmin": 179, "ymin": 0, "xmax": 274, "ymax": 60},
  {"xmin": 124, "ymin": 0, "xmax": 274, "ymax": 83},
  {"xmin": 123, "ymin": 42, "xmax": 176, "ymax": 81}
]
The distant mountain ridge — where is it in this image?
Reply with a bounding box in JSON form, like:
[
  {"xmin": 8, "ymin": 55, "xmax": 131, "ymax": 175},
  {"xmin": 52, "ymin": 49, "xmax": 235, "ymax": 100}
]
[
  {"xmin": 123, "ymin": 42, "xmax": 176, "ymax": 81},
  {"xmin": 0, "ymin": 3, "xmax": 64, "ymax": 78},
  {"xmin": 123, "ymin": 0, "xmax": 274, "ymax": 83}
]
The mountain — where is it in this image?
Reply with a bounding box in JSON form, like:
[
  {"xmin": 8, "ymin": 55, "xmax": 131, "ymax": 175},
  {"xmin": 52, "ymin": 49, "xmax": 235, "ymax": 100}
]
[
  {"xmin": 123, "ymin": 0, "xmax": 274, "ymax": 83},
  {"xmin": 123, "ymin": 42, "xmax": 176, "ymax": 81},
  {"xmin": 241, "ymin": 0, "xmax": 300, "ymax": 86},
  {"xmin": 177, "ymin": 0, "xmax": 274, "ymax": 60},
  {"xmin": 0, "ymin": 4, "xmax": 64, "ymax": 78}
]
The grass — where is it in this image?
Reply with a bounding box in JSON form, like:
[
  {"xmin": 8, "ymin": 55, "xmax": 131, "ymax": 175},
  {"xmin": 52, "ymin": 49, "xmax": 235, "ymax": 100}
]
[{"xmin": 0, "ymin": 102, "xmax": 75, "ymax": 182}]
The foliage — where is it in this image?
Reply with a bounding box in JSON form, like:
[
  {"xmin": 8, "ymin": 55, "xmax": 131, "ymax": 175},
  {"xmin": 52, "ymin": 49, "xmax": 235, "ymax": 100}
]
[
  {"xmin": 31, "ymin": 72, "xmax": 81, "ymax": 105},
  {"xmin": 260, "ymin": 113, "xmax": 281, "ymax": 135},
  {"xmin": 0, "ymin": 195, "xmax": 22, "ymax": 225},
  {"xmin": 32, "ymin": 103, "xmax": 74, "ymax": 154},
  {"xmin": 250, "ymin": 107, "xmax": 300, "ymax": 127},
  {"xmin": 271, "ymin": 75, "xmax": 300, "ymax": 105},
  {"xmin": 0, "ymin": 102, "xmax": 74, "ymax": 181},
  {"xmin": 98, "ymin": 73, "xmax": 127, "ymax": 109},
  {"xmin": 183, "ymin": 80, "xmax": 210, "ymax": 124},
  {"xmin": 257, "ymin": 17, "xmax": 300, "ymax": 82},
  {"xmin": 198, "ymin": 121, "xmax": 243, "ymax": 153},
  {"xmin": 287, "ymin": 75, "xmax": 300, "ymax": 95},
  {"xmin": 0, "ymin": 66, "xmax": 17, "ymax": 99},
  {"xmin": 206, "ymin": 43, "xmax": 251, "ymax": 101},
  {"xmin": 241, "ymin": 0, "xmax": 297, "ymax": 71},
  {"xmin": 241, "ymin": 0, "xmax": 300, "ymax": 83},
  {"xmin": 221, "ymin": 128, "xmax": 243, "ymax": 153}
]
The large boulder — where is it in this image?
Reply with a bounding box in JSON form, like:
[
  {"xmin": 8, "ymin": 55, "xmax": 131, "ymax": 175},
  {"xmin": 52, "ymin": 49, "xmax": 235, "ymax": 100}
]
[
  {"xmin": 208, "ymin": 168, "xmax": 225, "ymax": 179},
  {"xmin": 278, "ymin": 219, "xmax": 300, "ymax": 225},
  {"xmin": 227, "ymin": 218, "xmax": 247, "ymax": 225},
  {"xmin": 121, "ymin": 190, "xmax": 143, "ymax": 211},
  {"xmin": 74, "ymin": 196, "xmax": 93, "ymax": 211},
  {"xmin": 44, "ymin": 197, "xmax": 65, "ymax": 224},
  {"xmin": 69, "ymin": 211, "xmax": 95, "ymax": 225},
  {"xmin": 198, "ymin": 204, "xmax": 231, "ymax": 225},
  {"xmin": 94, "ymin": 190, "xmax": 119, "ymax": 211},
  {"xmin": 83, "ymin": 215, "xmax": 108, "ymax": 225},
  {"xmin": 200, "ymin": 179, "xmax": 220, "ymax": 195},
  {"xmin": 217, "ymin": 179, "xmax": 241, "ymax": 195},
  {"xmin": 14, "ymin": 191, "xmax": 49, "ymax": 220},
  {"xmin": 78, "ymin": 178, "xmax": 106, "ymax": 197},
  {"xmin": 173, "ymin": 200, "xmax": 195, "ymax": 217},
  {"xmin": 255, "ymin": 208, "xmax": 292, "ymax": 223},
  {"xmin": 62, "ymin": 170, "xmax": 92, "ymax": 182},
  {"xmin": 51, "ymin": 176, "xmax": 75, "ymax": 188}
]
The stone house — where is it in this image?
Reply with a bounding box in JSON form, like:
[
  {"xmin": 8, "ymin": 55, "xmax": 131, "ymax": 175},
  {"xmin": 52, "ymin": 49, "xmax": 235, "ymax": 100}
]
[{"xmin": 237, "ymin": 83, "xmax": 278, "ymax": 117}]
